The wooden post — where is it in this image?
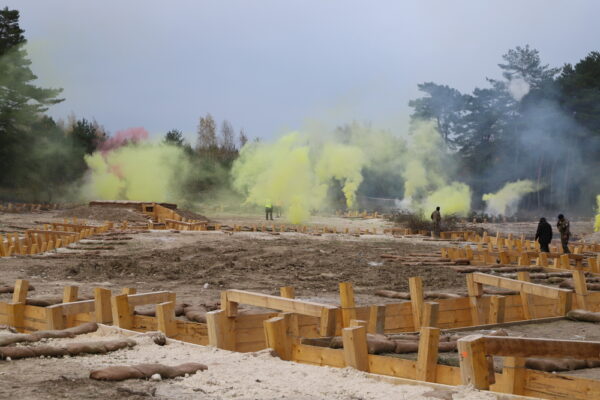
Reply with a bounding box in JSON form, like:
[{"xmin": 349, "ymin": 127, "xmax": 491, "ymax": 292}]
[
  {"xmin": 221, "ymin": 291, "xmax": 238, "ymax": 317},
  {"xmin": 342, "ymin": 325, "xmax": 369, "ymax": 372},
  {"xmin": 498, "ymin": 357, "xmax": 526, "ymax": 395},
  {"xmin": 63, "ymin": 286, "xmax": 79, "ymax": 327},
  {"xmin": 264, "ymin": 316, "xmax": 291, "ymax": 360},
  {"xmin": 111, "ymin": 294, "xmax": 133, "ymax": 329},
  {"xmin": 557, "ymin": 291, "xmax": 573, "ymax": 315},
  {"xmin": 122, "ymin": 287, "xmax": 137, "ymax": 315},
  {"xmin": 466, "ymin": 274, "xmax": 484, "ymax": 325},
  {"xmin": 7, "ymin": 303, "xmax": 25, "ymax": 332},
  {"xmin": 416, "ymin": 327, "xmax": 440, "ymax": 382},
  {"xmin": 319, "ymin": 306, "xmax": 337, "ymax": 337},
  {"xmin": 94, "ymin": 288, "xmax": 112, "ymax": 323},
  {"xmin": 409, "ymin": 276, "xmax": 424, "ymax": 329},
  {"xmin": 367, "ymin": 305, "xmax": 385, "ymax": 334},
  {"xmin": 560, "ymin": 254, "xmax": 570, "ymax": 269},
  {"xmin": 280, "ymin": 286, "xmax": 295, "ymax": 299},
  {"xmin": 499, "ymin": 251, "xmax": 510, "ymax": 265},
  {"xmin": 538, "ymin": 252, "xmax": 548, "ymax": 267},
  {"xmin": 517, "ymin": 253, "xmax": 530, "ymax": 266},
  {"xmin": 45, "ymin": 305, "xmax": 64, "ymax": 330},
  {"xmin": 590, "ymin": 257, "xmax": 600, "ymax": 274},
  {"xmin": 206, "ymin": 309, "xmax": 235, "ymax": 350},
  {"xmin": 457, "ymin": 334, "xmax": 489, "ymax": 390},
  {"xmin": 339, "ymin": 282, "xmax": 357, "ymax": 328},
  {"xmin": 488, "ymin": 295, "xmax": 506, "ymax": 324},
  {"xmin": 517, "ymin": 271, "xmax": 534, "ymax": 320},
  {"xmin": 156, "ymin": 301, "xmax": 177, "ymax": 337},
  {"xmin": 12, "ymin": 279, "xmax": 29, "ymax": 304},
  {"xmin": 572, "ymin": 270, "xmax": 588, "ymax": 310},
  {"xmin": 421, "ymin": 302, "xmax": 439, "ymax": 328}
]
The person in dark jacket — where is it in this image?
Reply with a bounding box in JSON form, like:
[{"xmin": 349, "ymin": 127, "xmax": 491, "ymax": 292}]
[{"xmin": 535, "ymin": 217, "xmax": 552, "ymax": 252}]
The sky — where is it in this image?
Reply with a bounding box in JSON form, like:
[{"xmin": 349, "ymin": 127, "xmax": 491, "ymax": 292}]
[{"xmin": 5, "ymin": 1, "xmax": 600, "ymax": 144}]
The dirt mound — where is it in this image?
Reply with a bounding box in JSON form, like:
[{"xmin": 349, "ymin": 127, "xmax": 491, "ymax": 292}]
[
  {"xmin": 175, "ymin": 209, "xmax": 210, "ymax": 222},
  {"xmin": 57, "ymin": 206, "xmax": 150, "ymax": 223}
]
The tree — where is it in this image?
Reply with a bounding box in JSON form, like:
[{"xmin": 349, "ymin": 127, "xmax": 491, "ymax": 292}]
[
  {"xmin": 164, "ymin": 129, "xmax": 185, "ymax": 146},
  {"xmin": 497, "ymin": 45, "xmax": 560, "ymax": 88},
  {"xmin": 238, "ymin": 128, "xmax": 248, "ymax": 148},
  {"xmin": 196, "ymin": 113, "xmax": 217, "ymax": 151},
  {"xmin": 69, "ymin": 118, "xmax": 106, "ymax": 154},
  {"xmin": 219, "ymin": 119, "xmax": 236, "ymax": 151},
  {"xmin": 0, "ymin": 7, "xmax": 64, "ymax": 189}
]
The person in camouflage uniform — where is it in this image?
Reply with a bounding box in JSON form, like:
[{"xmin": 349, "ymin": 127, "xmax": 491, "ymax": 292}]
[
  {"xmin": 431, "ymin": 206, "xmax": 441, "ymax": 238},
  {"xmin": 557, "ymin": 214, "xmax": 571, "ymax": 254}
]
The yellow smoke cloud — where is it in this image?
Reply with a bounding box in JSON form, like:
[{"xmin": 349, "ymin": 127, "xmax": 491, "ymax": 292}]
[
  {"xmin": 482, "ymin": 180, "xmax": 540, "ymax": 216},
  {"xmin": 82, "ymin": 142, "xmax": 189, "ymax": 202},
  {"xmin": 232, "ymin": 131, "xmax": 368, "ymax": 224},
  {"xmin": 594, "ymin": 195, "xmax": 600, "ymax": 232},
  {"xmin": 423, "ymin": 182, "xmax": 472, "ymax": 217}
]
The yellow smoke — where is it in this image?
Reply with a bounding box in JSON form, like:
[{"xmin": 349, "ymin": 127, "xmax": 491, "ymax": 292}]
[
  {"xmin": 482, "ymin": 179, "xmax": 540, "ymax": 216},
  {"xmin": 232, "ymin": 131, "xmax": 367, "ymax": 223},
  {"xmin": 82, "ymin": 142, "xmax": 189, "ymax": 202},
  {"xmin": 594, "ymin": 195, "xmax": 600, "ymax": 232},
  {"xmin": 399, "ymin": 120, "xmax": 471, "ymax": 216}
]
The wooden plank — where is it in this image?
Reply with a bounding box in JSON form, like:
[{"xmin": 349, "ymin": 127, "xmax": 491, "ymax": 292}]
[
  {"xmin": 58, "ymin": 299, "xmax": 95, "ymax": 316},
  {"xmin": 339, "ymin": 282, "xmax": 357, "ymax": 328},
  {"xmin": 292, "ymin": 343, "xmax": 345, "ymax": 368},
  {"xmin": 156, "ymin": 301, "xmax": 177, "ymax": 337},
  {"xmin": 235, "ymin": 312, "xmax": 278, "ymax": 329},
  {"xmin": 523, "ymin": 368, "xmax": 600, "ymax": 400},
  {"xmin": 496, "ymin": 357, "xmax": 526, "ymax": 395},
  {"xmin": 484, "ymin": 336, "xmax": 600, "ymax": 359},
  {"xmin": 23, "ymin": 305, "xmax": 48, "ymax": 321},
  {"xmin": 111, "ymin": 294, "xmax": 133, "ymax": 329},
  {"xmin": 342, "ymin": 325, "xmax": 369, "ymax": 372},
  {"xmin": 517, "ymin": 271, "xmax": 533, "ymax": 320},
  {"xmin": 421, "ymin": 302, "xmax": 439, "ymax": 328},
  {"xmin": 263, "ymin": 316, "xmax": 291, "ymax": 360},
  {"xmin": 409, "ymin": 276, "xmax": 424, "ymax": 329},
  {"xmin": 416, "ymin": 327, "xmax": 440, "ymax": 382},
  {"xmin": 94, "ymin": 288, "xmax": 112, "ymax": 323},
  {"xmin": 127, "ymin": 291, "xmax": 175, "ymax": 307},
  {"xmin": 368, "ymin": 354, "xmax": 417, "ymax": 380},
  {"xmin": 225, "ymin": 289, "xmax": 333, "ymax": 317},
  {"xmin": 472, "ymin": 273, "xmax": 571, "ymax": 299},
  {"xmin": 489, "ymin": 295, "xmax": 506, "ymax": 324},
  {"xmin": 367, "ymin": 305, "xmax": 386, "ymax": 334},
  {"xmin": 12, "ymin": 279, "xmax": 29, "ymax": 303},
  {"xmin": 457, "ymin": 334, "xmax": 490, "ymax": 390}
]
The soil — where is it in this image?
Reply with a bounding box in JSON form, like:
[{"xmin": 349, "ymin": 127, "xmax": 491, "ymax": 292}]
[{"xmin": 57, "ymin": 206, "xmax": 151, "ymax": 223}]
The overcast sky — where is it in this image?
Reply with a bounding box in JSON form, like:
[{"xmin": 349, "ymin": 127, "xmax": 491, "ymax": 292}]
[{"xmin": 6, "ymin": 1, "xmax": 600, "ymax": 143}]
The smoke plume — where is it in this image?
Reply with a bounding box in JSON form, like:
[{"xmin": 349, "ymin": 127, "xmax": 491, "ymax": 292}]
[{"xmin": 482, "ymin": 180, "xmax": 540, "ymax": 216}]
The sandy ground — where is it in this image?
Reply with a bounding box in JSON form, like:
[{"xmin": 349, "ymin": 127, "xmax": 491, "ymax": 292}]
[{"xmin": 0, "ymin": 327, "xmax": 499, "ymax": 400}]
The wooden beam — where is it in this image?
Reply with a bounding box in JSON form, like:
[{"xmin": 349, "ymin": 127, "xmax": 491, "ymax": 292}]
[
  {"xmin": 466, "ymin": 274, "xmax": 484, "ymax": 325},
  {"xmin": 409, "ymin": 276, "xmax": 424, "ymax": 329},
  {"xmin": 263, "ymin": 316, "xmax": 291, "ymax": 360},
  {"xmin": 45, "ymin": 305, "xmax": 64, "ymax": 330},
  {"xmin": 225, "ymin": 289, "xmax": 335, "ymax": 318},
  {"xmin": 7, "ymin": 303, "xmax": 25, "ymax": 332},
  {"xmin": 497, "ymin": 357, "xmax": 526, "ymax": 395},
  {"xmin": 488, "ymin": 295, "xmax": 506, "ymax": 324},
  {"xmin": 421, "ymin": 302, "xmax": 439, "ymax": 328},
  {"xmin": 416, "ymin": 327, "xmax": 440, "ymax": 382},
  {"xmin": 221, "ymin": 291, "xmax": 238, "ymax": 317},
  {"xmin": 156, "ymin": 301, "xmax": 177, "ymax": 337},
  {"xmin": 206, "ymin": 309, "xmax": 235, "ymax": 350},
  {"xmin": 484, "ymin": 336, "xmax": 600, "ymax": 359},
  {"xmin": 319, "ymin": 306, "xmax": 337, "ymax": 337},
  {"xmin": 94, "ymin": 288, "xmax": 112, "ymax": 323},
  {"xmin": 111, "ymin": 294, "xmax": 133, "ymax": 329},
  {"xmin": 342, "ymin": 325, "xmax": 369, "ymax": 372},
  {"xmin": 126, "ymin": 291, "xmax": 174, "ymax": 307},
  {"xmin": 62, "ymin": 286, "xmax": 79, "ymax": 327},
  {"xmin": 471, "ymin": 273, "xmax": 571, "ymax": 299},
  {"xmin": 367, "ymin": 305, "xmax": 385, "ymax": 334},
  {"xmin": 572, "ymin": 270, "xmax": 588, "ymax": 309},
  {"xmin": 339, "ymin": 282, "xmax": 357, "ymax": 328},
  {"xmin": 516, "ymin": 271, "xmax": 534, "ymax": 320},
  {"xmin": 457, "ymin": 334, "xmax": 490, "ymax": 390},
  {"xmin": 12, "ymin": 279, "xmax": 29, "ymax": 304}
]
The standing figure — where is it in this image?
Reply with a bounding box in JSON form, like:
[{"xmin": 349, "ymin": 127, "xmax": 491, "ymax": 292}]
[
  {"xmin": 265, "ymin": 199, "xmax": 274, "ymax": 221},
  {"xmin": 535, "ymin": 217, "xmax": 552, "ymax": 252},
  {"xmin": 430, "ymin": 206, "xmax": 441, "ymax": 238},
  {"xmin": 557, "ymin": 214, "xmax": 571, "ymax": 254}
]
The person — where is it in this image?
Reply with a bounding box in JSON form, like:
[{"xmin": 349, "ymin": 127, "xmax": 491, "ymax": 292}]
[
  {"xmin": 557, "ymin": 214, "xmax": 571, "ymax": 254},
  {"xmin": 535, "ymin": 217, "xmax": 552, "ymax": 252},
  {"xmin": 265, "ymin": 199, "xmax": 274, "ymax": 221},
  {"xmin": 430, "ymin": 206, "xmax": 441, "ymax": 237}
]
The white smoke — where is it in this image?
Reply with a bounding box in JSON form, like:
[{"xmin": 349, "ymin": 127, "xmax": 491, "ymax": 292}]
[{"xmin": 508, "ymin": 77, "xmax": 530, "ymax": 101}]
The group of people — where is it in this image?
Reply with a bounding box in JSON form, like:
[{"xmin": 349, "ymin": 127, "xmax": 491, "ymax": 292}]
[
  {"xmin": 535, "ymin": 214, "xmax": 571, "ymax": 253},
  {"xmin": 431, "ymin": 207, "xmax": 572, "ymax": 253}
]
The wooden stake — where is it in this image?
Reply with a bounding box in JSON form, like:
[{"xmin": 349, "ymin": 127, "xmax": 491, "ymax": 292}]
[
  {"xmin": 488, "ymin": 295, "xmax": 506, "ymax": 324},
  {"xmin": 466, "ymin": 274, "xmax": 484, "ymax": 325},
  {"xmin": 264, "ymin": 316, "xmax": 291, "ymax": 360},
  {"xmin": 498, "ymin": 357, "xmax": 525, "ymax": 395},
  {"xmin": 457, "ymin": 334, "xmax": 489, "ymax": 390},
  {"xmin": 156, "ymin": 301, "xmax": 177, "ymax": 337},
  {"xmin": 572, "ymin": 270, "xmax": 588, "ymax": 309},
  {"xmin": 342, "ymin": 325, "xmax": 369, "ymax": 372},
  {"xmin": 12, "ymin": 279, "xmax": 29, "ymax": 304},
  {"xmin": 280, "ymin": 286, "xmax": 295, "ymax": 299},
  {"xmin": 367, "ymin": 305, "xmax": 385, "ymax": 334},
  {"xmin": 421, "ymin": 302, "xmax": 439, "ymax": 328},
  {"xmin": 409, "ymin": 276, "xmax": 424, "ymax": 329},
  {"xmin": 517, "ymin": 271, "xmax": 533, "ymax": 320},
  {"xmin": 206, "ymin": 309, "xmax": 235, "ymax": 350},
  {"xmin": 63, "ymin": 286, "xmax": 79, "ymax": 327},
  {"xmin": 416, "ymin": 327, "xmax": 440, "ymax": 382},
  {"xmin": 111, "ymin": 294, "xmax": 133, "ymax": 329},
  {"xmin": 94, "ymin": 288, "xmax": 112, "ymax": 324},
  {"xmin": 339, "ymin": 282, "xmax": 357, "ymax": 328}
]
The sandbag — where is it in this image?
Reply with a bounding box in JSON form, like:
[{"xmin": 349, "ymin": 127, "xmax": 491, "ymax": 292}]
[
  {"xmin": 0, "ymin": 338, "xmax": 135, "ymax": 360},
  {"xmin": 567, "ymin": 309, "xmax": 600, "ymax": 323},
  {"xmin": 438, "ymin": 341, "xmax": 457, "ymax": 352},
  {"xmin": 0, "ymin": 285, "xmax": 35, "ymax": 294},
  {"xmin": 393, "ymin": 340, "xmax": 419, "ymax": 353},
  {"xmin": 183, "ymin": 306, "xmax": 208, "ymax": 323},
  {"xmin": 0, "ymin": 322, "xmax": 98, "ymax": 346},
  {"xmin": 526, "ymin": 358, "xmax": 588, "ymax": 372},
  {"xmin": 366, "ymin": 337, "xmax": 396, "ymax": 354},
  {"xmin": 135, "ymin": 303, "xmax": 188, "ymax": 317},
  {"xmin": 90, "ymin": 362, "xmax": 207, "ymax": 381}
]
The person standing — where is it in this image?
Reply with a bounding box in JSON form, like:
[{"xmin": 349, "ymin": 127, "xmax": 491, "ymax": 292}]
[
  {"xmin": 430, "ymin": 206, "xmax": 441, "ymax": 238},
  {"xmin": 557, "ymin": 214, "xmax": 571, "ymax": 254},
  {"xmin": 265, "ymin": 199, "xmax": 273, "ymax": 221},
  {"xmin": 535, "ymin": 217, "xmax": 552, "ymax": 252}
]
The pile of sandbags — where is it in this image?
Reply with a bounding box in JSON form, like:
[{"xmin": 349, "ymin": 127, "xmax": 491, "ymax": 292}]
[{"xmin": 90, "ymin": 362, "xmax": 207, "ymax": 381}]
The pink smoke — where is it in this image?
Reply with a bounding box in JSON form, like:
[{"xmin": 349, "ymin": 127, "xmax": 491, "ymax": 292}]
[{"xmin": 100, "ymin": 127, "xmax": 149, "ymax": 152}]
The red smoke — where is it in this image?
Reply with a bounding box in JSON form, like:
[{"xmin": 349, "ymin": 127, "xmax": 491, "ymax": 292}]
[{"xmin": 100, "ymin": 127, "xmax": 149, "ymax": 152}]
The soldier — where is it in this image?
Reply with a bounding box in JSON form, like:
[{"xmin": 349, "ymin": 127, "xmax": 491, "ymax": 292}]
[
  {"xmin": 535, "ymin": 217, "xmax": 552, "ymax": 252},
  {"xmin": 430, "ymin": 206, "xmax": 441, "ymax": 238},
  {"xmin": 265, "ymin": 199, "xmax": 273, "ymax": 221},
  {"xmin": 557, "ymin": 214, "xmax": 571, "ymax": 254}
]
